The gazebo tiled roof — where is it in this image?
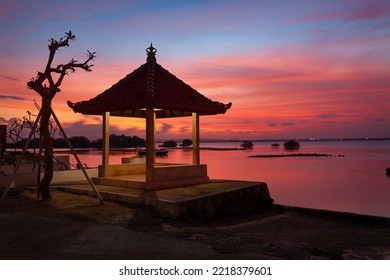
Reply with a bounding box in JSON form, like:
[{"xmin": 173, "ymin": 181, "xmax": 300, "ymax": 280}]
[{"xmin": 68, "ymin": 44, "xmax": 231, "ymax": 118}]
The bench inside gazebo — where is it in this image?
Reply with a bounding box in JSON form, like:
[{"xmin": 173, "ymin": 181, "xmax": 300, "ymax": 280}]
[{"xmin": 68, "ymin": 44, "xmax": 231, "ymax": 191}]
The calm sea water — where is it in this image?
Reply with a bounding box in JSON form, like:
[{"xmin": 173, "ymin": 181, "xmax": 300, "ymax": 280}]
[{"xmin": 63, "ymin": 140, "xmax": 390, "ymax": 218}]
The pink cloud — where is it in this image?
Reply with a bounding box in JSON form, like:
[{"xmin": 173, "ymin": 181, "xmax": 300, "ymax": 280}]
[
  {"xmin": 345, "ymin": 3, "xmax": 390, "ymax": 21},
  {"xmin": 289, "ymin": 1, "xmax": 390, "ymax": 23},
  {"xmin": 62, "ymin": 119, "xmax": 145, "ymax": 139},
  {"xmin": 2, "ymin": 26, "xmax": 389, "ymax": 140},
  {"xmin": 164, "ymin": 49, "xmax": 390, "ymax": 139},
  {"xmin": 0, "ymin": 0, "xmax": 23, "ymax": 17}
]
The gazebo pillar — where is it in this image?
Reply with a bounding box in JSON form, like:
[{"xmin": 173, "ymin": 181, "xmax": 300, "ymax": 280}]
[
  {"xmin": 192, "ymin": 112, "xmax": 200, "ymax": 165},
  {"xmin": 102, "ymin": 111, "xmax": 110, "ymax": 177},
  {"xmin": 145, "ymin": 108, "xmax": 156, "ymax": 187}
]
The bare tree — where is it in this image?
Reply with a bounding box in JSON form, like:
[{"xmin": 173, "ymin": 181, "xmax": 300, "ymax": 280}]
[{"xmin": 27, "ymin": 31, "xmax": 95, "ymax": 199}]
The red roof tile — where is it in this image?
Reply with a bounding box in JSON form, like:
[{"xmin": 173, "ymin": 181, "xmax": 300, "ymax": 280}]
[{"xmin": 68, "ymin": 44, "xmax": 231, "ymax": 118}]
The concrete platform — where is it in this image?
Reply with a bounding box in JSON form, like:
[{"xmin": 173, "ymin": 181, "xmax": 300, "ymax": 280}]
[
  {"xmin": 95, "ymin": 163, "xmax": 210, "ymax": 190},
  {"xmin": 56, "ymin": 180, "xmax": 274, "ymax": 221}
]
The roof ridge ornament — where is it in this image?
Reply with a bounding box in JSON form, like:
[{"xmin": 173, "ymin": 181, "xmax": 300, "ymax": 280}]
[
  {"xmin": 146, "ymin": 43, "xmax": 157, "ymax": 62},
  {"xmin": 68, "ymin": 43, "xmax": 232, "ymax": 117}
]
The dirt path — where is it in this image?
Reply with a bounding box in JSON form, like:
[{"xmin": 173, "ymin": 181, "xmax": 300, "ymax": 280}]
[{"xmin": 1, "ymin": 189, "xmax": 389, "ymax": 259}]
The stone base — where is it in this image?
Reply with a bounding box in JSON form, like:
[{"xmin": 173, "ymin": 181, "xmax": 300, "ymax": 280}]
[
  {"xmin": 159, "ymin": 181, "xmax": 274, "ymax": 221},
  {"xmin": 57, "ymin": 180, "xmax": 274, "ymax": 222}
]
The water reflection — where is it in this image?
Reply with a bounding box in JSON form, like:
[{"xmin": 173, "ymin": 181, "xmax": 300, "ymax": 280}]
[{"xmin": 59, "ymin": 140, "xmax": 390, "ymax": 218}]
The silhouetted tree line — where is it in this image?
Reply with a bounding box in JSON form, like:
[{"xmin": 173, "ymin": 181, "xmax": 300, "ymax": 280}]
[
  {"xmin": 108, "ymin": 134, "xmax": 146, "ymax": 148},
  {"xmin": 6, "ymin": 134, "xmax": 146, "ymax": 149},
  {"xmin": 160, "ymin": 139, "xmax": 193, "ymax": 147}
]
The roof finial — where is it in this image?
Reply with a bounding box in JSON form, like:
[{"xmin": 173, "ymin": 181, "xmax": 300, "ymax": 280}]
[{"xmin": 146, "ymin": 43, "xmax": 157, "ymax": 62}]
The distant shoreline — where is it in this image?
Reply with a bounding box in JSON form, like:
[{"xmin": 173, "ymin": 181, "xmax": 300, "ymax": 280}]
[
  {"xmin": 5, "ymin": 137, "xmax": 389, "ymax": 153},
  {"xmin": 249, "ymin": 153, "xmax": 345, "ymax": 158},
  {"xmin": 195, "ymin": 137, "xmax": 390, "ymax": 143}
]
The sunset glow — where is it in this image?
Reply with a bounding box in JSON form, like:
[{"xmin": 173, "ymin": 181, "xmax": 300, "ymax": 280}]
[{"xmin": 1, "ymin": 0, "xmax": 389, "ymax": 140}]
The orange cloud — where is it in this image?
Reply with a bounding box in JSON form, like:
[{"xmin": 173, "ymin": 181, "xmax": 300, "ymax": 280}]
[{"xmin": 2, "ymin": 36, "xmax": 389, "ymax": 140}]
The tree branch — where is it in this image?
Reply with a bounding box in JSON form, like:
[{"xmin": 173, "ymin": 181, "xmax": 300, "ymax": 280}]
[
  {"xmin": 27, "ymin": 31, "xmax": 95, "ymax": 98},
  {"xmin": 45, "ymin": 31, "xmax": 75, "ymax": 74},
  {"xmin": 54, "ymin": 50, "xmax": 96, "ymax": 87}
]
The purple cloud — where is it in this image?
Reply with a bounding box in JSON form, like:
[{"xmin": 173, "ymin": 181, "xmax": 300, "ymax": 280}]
[
  {"xmin": 63, "ymin": 120, "xmax": 144, "ymax": 138},
  {"xmin": 179, "ymin": 126, "xmax": 189, "ymax": 133},
  {"xmin": 289, "ymin": 1, "xmax": 390, "ymax": 23},
  {"xmin": 266, "ymin": 121, "xmax": 278, "ymax": 127},
  {"xmin": 158, "ymin": 123, "xmax": 173, "ymax": 134},
  {"xmin": 0, "ymin": 75, "xmax": 20, "ymax": 81},
  {"xmin": 366, "ymin": 117, "xmax": 386, "ymax": 122},
  {"xmin": 0, "ymin": 95, "xmax": 24, "ymax": 100},
  {"xmin": 345, "ymin": 4, "xmax": 390, "ymax": 21},
  {"xmin": 317, "ymin": 113, "xmax": 339, "ymax": 119}
]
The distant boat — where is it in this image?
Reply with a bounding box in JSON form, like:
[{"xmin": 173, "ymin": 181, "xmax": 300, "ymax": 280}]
[
  {"xmin": 283, "ymin": 139, "xmax": 300, "ymax": 150},
  {"xmin": 137, "ymin": 148, "xmax": 168, "ymax": 156},
  {"xmin": 271, "ymin": 143, "xmax": 280, "ymax": 147},
  {"xmin": 240, "ymin": 141, "xmax": 254, "ymax": 149}
]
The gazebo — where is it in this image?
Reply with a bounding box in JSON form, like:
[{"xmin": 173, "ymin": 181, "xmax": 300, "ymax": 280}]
[{"xmin": 68, "ymin": 44, "xmax": 231, "ymax": 190}]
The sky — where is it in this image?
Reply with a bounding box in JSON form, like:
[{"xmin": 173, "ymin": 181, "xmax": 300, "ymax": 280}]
[{"xmin": 0, "ymin": 0, "xmax": 389, "ymax": 140}]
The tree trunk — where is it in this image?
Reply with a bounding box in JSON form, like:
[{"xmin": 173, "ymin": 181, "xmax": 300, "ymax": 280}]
[
  {"xmin": 0, "ymin": 125, "xmax": 6, "ymax": 159},
  {"xmin": 38, "ymin": 96, "xmax": 54, "ymax": 200}
]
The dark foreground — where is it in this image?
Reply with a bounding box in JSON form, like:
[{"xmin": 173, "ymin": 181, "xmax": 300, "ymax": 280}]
[{"xmin": 0, "ymin": 189, "xmax": 389, "ymax": 260}]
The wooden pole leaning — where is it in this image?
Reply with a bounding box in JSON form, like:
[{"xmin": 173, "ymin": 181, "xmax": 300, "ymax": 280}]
[
  {"xmin": 0, "ymin": 111, "xmax": 42, "ymax": 203},
  {"xmin": 36, "ymin": 133, "xmax": 43, "ymax": 199},
  {"xmin": 50, "ymin": 109, "xmax": 104, "ymax": 204}
]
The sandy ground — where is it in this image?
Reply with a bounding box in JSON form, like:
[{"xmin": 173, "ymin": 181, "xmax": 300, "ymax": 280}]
[{"xmin": 1, "ymin": 188, "xmax": 389, "ymax": 260}]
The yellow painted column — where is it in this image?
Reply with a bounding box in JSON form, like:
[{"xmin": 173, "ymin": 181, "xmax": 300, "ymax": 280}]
[
  {"xmin": 145, "ymin": 108, "xmax": 156, "ymax": 185},
  {"xmin": 102, "ymin": 112, "xmax": 110, "ymax": 177},
  {"xmin": 192, "ymin": 112, "xmax": 200, "ymax": 165}
]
